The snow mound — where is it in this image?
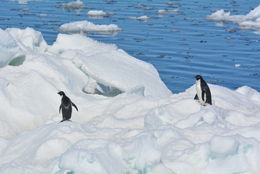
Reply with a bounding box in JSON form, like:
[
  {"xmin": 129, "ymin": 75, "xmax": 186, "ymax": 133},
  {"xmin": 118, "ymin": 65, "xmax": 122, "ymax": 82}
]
[
  {"xmin": 0, "ymin": 27, "xmax": 260, "ymax": 174},
  {"xmin": 59, "ymin": 20, "xmax": 122, "ymax": 33},
  {"xmin": 207, "ymin": 5, "xmax": 260, "ymax": 34}
]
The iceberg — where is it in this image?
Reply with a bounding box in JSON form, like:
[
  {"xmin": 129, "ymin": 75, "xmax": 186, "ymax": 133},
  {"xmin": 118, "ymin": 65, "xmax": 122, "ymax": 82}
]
[{"xmin": 0, "ymin": 27, "xmax": 260, "ymax": 174}]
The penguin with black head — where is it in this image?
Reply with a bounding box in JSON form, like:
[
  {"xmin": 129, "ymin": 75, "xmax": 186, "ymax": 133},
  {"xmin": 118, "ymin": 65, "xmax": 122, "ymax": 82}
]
[
  {"xmin": 194, "ymin": 75, "xmax": 212, "ymax": 106},
  {"xmin": 58, "ymin": 91, "xmax": 78, "ymax": 122}
]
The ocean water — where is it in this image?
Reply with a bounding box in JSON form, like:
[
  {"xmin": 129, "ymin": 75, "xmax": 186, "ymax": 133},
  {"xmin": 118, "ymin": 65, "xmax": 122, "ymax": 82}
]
[{"xmin": 0, "ymin": 0, "xmax": 259, "ymax": 93}]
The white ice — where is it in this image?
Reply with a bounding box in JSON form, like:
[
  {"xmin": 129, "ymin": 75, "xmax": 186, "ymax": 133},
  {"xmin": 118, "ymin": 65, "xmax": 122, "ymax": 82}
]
[
  {"xmin": 207, "ymin": 5, "xmax": 260, "ymax": 34},
  {"xmin": 128, "ymin": 16, "xmax": 150, "ymax": 20},
  {"xmin": 11, "ymin": 0, "xmax": 40, "ymax": 4},
  {"xmin": 59, "ymin": 0, "xmax": 84, "ymax": 10},
  {"xmin": 59, "ymin": 20, "xmax": 122, "ymax": 33},
  {"xmin": 158, "ymin": 9, "xmax": 181, "ymax": 15},
  {"xmin": 87, "ymin": 10, "xmax": 112, "ymax": 17},
  {"xmin": 0, "ymin": 27, "xmax": 260, "ymax": 174}
]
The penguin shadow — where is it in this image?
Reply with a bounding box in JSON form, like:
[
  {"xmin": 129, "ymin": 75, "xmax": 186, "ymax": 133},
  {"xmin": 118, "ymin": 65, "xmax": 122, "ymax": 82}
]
[
  {"xmin": 194, "ymin": 75, "xmax": 212, "ymax": 106},
  {"xmin": 57, "ymin": 91, "xmax": 78, "ymax": 123}
]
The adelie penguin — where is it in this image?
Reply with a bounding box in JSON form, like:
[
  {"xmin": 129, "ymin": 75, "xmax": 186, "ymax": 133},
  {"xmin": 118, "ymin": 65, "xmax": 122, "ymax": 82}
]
[
  {"xmin": 58, "ymin": 91, "xmax": 78, "ymax": 122},
  {"xmin": 194, "ymin": 75, "xmax": 212, "ymax": 106}
]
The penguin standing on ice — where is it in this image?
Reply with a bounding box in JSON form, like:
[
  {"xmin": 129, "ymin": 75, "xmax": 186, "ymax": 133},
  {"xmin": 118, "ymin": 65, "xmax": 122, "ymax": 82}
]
[
  {"xmin": 58, "ymin": 91, "xmax": 78, "ymax": 122},
  {"xmin": 194, "ymin": 75, "xmax": 212, "ymax": 105}
]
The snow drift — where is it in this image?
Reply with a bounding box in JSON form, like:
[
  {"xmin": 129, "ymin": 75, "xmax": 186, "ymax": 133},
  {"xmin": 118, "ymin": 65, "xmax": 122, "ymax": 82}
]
[{"xmin": 0, "ymin": 27, "xmax": 260, "ymax": 174}]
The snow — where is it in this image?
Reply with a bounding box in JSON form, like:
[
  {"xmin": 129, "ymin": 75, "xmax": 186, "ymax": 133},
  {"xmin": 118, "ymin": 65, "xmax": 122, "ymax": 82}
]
[
  {"xmin": 59, "ymin": 20, "xmax": 122, "ymax": 33},
  {"xmin": 207, "ymin": 5, "xmax": 260, "ymax": 34},
  {"xmin": 0, "ymin": 27, "xmax": 260, "ymax": 174}
]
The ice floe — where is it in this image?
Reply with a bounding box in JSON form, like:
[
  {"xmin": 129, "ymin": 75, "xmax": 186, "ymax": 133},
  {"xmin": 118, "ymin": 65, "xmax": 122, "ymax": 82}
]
[
  {"xmin": 59, "ymin": 20, "xmax": 122, "ymax": 33},
  {"xmin": 0, "ymin": 27, "xmax": 260, "ymax": 174},
  {"xmin": 87, "ymin": 10, "xmax": 112, "ymax": 17},
  {"xmin": 207, "ymin": 5, "xmax": 260, "ymax": 34},
  {"xmin": 59, "ymin": 0, "xmax": 84, "ymax": 11},
  {"xmin": 128, "ymin": 15, "xmax": 150, "ymax": 20}
]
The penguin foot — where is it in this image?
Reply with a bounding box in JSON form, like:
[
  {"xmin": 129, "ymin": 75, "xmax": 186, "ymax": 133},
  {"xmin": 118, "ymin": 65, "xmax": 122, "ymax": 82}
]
[{"xmin": 59, "ymin": 119, "xmax": 71, "ymax": 123}]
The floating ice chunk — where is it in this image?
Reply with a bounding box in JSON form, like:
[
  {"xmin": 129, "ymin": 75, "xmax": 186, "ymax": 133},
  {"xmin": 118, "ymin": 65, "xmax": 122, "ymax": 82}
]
[
  {"xmin": 240, "ymin": 19, "xmax": 260, "ymax": 33},
  {"xmin": 128, "ymin": 15, "xmax": 150, "ymax": 20},
  {"xmin": 207, "ymin": 5, "xmax": 260, "ymax": 34},
  {"xmin": 158, "ymin": 9, "xmax": 182, "ymax": 15},
  {"xmin": 88, "ymin": 10, "xmax": 107, "ymax": 16},
  {"xmin": 12, "ymin": 0, "xmax": 38, "ymax": 4},
  {"xmin": 207, "ymin": 9, "xmax": 244, "ymax": 23},
  {"xmin": 87, "ymin": 10, "xmax": 112, "ymax": 17},
  {"xmin": 235, "ymin": 64, "xmax": 241, "ymax": 68},
  {"xmin": 38, "ymin": 13, "xmax": 48, "ymax": 17},
  {"xmin": 59, "ymin": 20, "xmax": 122, "ymax": 33},
  {"xmin": 60, "ymin": 0, "xmax": 84, "ymax": 10}
]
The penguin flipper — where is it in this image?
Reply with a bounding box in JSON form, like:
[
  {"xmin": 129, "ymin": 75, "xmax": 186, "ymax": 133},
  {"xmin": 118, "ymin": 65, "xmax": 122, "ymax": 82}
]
[
  {"xmin": 194, "ymin": 94, "xmax": 198, "ymax": 100},
  {"xmin": 202, "ymin": 90, "xmax": 206, "ymax": 102},
  {"xmin": 72, "ymin": 102, "xmax": 78, "ymax": 111},
  {"xmin": 206, "ymin": 91, "xmax": 212, "ymax": 105},
  {"xmin": 59, "ymin": 105, "xmax": 62, "ymax": 114}
]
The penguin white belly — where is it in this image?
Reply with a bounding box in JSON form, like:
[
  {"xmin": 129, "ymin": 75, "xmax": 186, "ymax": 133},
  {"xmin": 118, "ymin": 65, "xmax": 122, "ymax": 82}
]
[{"xmin": 196, "ymin": 79, "xmax": 206, "ymax": 105}]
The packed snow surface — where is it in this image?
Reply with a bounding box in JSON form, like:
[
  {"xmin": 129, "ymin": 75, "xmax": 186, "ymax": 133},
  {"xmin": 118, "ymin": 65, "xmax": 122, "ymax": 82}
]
[
  {"xmin": 59, "ymin": 20, "xmax": 122, "ymax": 33},
  {"xmin": 207, "ymin": 5, "xmax": 260, "ymax": 34},
  {"xmin": 0, "ymin": 28, "xmax": 260, "ymax": 174}
]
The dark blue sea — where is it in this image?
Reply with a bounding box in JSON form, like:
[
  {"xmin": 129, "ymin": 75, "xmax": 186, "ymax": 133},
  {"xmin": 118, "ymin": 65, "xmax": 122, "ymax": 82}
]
[{"xmin": 0, "ymin": 0, "xmax": 259, "ymax": 93}]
